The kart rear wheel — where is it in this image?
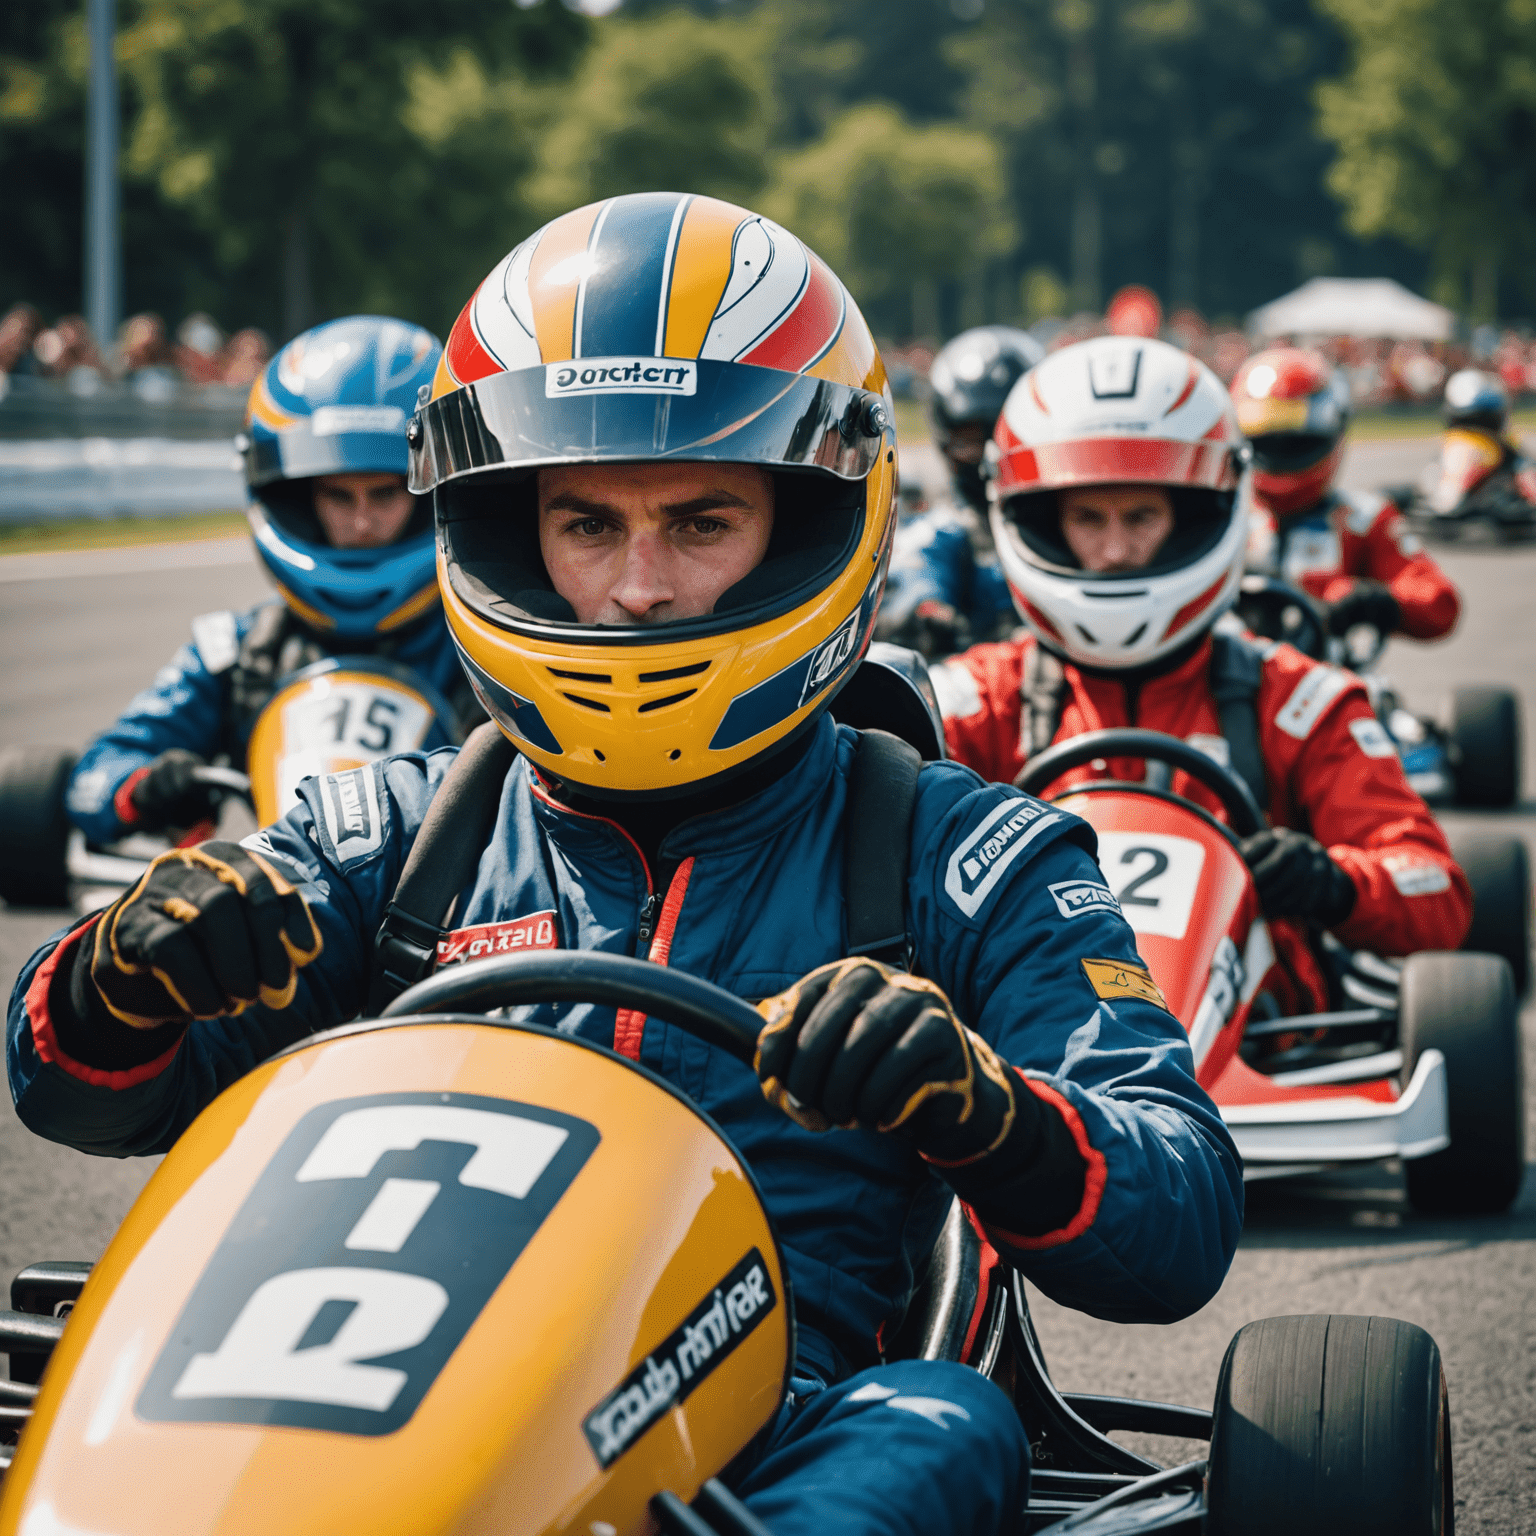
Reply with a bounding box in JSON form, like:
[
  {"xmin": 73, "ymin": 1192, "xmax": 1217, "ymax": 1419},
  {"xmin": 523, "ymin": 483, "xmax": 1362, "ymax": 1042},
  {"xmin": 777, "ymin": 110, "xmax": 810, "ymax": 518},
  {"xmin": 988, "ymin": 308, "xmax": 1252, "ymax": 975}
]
[
  {"xmin": 0, "ymin": 745, "xmax": 76, "ymax": 908},
  {"xmin": 1448, "ymin": 685, "xmax": 1521, "ymax": 807},
  {"xmin": 1448, "ymin": 830, "xmax": 1530, "ymax": 996},
  {"xmin": 1400, "ymin": 951, "xmax": 1524, "ymax": 1215},
  {"xmin": 1206, "ymin": 1313, "xmax": 1452, "ymax": 1536}
]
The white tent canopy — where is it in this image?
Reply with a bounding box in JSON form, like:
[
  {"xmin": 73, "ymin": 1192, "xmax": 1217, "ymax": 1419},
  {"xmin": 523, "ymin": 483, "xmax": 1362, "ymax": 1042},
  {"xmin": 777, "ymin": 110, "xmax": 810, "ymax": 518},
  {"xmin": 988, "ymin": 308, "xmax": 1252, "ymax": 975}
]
[{"xmin": 1248, "ymin": 278, "xmax": 1455, "ymax": 341}]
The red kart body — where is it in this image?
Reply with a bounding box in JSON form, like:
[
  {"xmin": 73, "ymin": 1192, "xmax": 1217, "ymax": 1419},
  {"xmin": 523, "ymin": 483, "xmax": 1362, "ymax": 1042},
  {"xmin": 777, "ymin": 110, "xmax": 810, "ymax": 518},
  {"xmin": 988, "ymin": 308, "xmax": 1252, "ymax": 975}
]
[{"xmin": 1053, "ymin": 782, "xmax": 1450, "ymax": 1177}]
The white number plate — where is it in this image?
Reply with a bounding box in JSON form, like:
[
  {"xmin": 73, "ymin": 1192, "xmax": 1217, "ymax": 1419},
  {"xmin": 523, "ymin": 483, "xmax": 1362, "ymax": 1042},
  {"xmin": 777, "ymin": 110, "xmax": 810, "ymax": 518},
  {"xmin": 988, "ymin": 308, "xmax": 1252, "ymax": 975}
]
[
  {"xmin": 275, "ymin": 679, "xmax": 434, "ymax": 811},
  {"xmin": 1094, "ymin": 831, "xmax": 1207, "ymax": 940}
]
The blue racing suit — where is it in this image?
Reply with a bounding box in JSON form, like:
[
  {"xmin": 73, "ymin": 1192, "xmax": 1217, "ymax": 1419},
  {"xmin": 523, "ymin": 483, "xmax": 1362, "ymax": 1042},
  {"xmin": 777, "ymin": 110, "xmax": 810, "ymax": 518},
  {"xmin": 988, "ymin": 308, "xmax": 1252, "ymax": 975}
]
[
  {"xmin": 10, "ymin": 715, "xmax": 1242, "ymax": 1535},
  {"xmin": 880, "ymin": 503, "xmax": 1015, "ymax": 652},
  {"xmin": 64, "ymin": 599, "xmax": 467, "ymax": 844}
]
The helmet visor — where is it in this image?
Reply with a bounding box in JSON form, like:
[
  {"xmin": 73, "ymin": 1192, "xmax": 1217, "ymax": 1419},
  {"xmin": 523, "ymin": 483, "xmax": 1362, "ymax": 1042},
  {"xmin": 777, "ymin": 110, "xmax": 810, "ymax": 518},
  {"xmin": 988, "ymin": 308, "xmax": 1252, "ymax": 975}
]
[
  {"xmin": 411, "ymin": 360, "xmax": 889, "ymax": 494},
  {"xmin": 246, "ymin": 409, "xmax": 411, "ymax": 488},
  {"xmin": 1248, "ymin": 431, "xmax": 1338, "ymax": 475}
]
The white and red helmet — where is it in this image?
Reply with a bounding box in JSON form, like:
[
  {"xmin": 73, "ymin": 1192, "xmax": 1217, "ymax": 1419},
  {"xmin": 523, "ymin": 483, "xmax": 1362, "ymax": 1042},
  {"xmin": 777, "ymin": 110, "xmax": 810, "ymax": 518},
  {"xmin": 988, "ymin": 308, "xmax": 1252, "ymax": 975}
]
[{"xmin": 989, "ymin": 335, "xmax": 1250, "ymax": 672}]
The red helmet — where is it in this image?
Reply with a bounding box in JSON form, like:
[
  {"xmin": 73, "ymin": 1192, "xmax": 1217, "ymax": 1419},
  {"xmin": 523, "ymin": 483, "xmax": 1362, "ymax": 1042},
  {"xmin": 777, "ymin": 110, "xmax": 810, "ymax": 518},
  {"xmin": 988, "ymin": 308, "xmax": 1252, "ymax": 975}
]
[{"xmin": 1230, "ymin": 347, "xmax": 1350, "ymax": 515}]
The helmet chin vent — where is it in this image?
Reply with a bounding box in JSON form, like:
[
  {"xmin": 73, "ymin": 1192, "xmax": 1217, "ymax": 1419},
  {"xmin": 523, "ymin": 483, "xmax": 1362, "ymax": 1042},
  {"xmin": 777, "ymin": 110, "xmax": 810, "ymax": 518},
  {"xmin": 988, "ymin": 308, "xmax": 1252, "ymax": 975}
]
[
  {"xmin": 1084, "ymin": 587, "xmax": 1149, "ymax": 599},
  {"xmin": 1076, "ymin": 624, "xmax": 1099, "ymax": 645},
  {"xmin": 638, "ymin": 690, "xmax": 699, "ymax": 713},
  {"xmin": 1123, "ymin": 622, "xmax": 1148, "ymax": 646},
  {"xmin": 563, "ymin": 694, "xmax": 610, "ymax": 713}
]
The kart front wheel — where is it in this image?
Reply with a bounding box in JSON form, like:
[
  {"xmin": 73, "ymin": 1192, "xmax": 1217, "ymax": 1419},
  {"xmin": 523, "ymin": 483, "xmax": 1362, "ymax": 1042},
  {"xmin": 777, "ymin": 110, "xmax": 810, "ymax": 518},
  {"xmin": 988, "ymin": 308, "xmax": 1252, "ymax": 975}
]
[
  {"xmin": 1400, "ymin": 951, "xmax": 1524, "ymax": 1215},
  {"xmin": 1448, "ymin": 685, "xmax": 1521, "ymax": 807},
  {"xmin": 1448, "ymin": 830, "xmax": 1530, "ymax": 996},
  {"xmin": 0, "ymin": 745, "xmax": 77, "ymax": 908},
  {"xmin": 1206, "ymin": 1313, "xmax": 1452, "ymax": 1536}
]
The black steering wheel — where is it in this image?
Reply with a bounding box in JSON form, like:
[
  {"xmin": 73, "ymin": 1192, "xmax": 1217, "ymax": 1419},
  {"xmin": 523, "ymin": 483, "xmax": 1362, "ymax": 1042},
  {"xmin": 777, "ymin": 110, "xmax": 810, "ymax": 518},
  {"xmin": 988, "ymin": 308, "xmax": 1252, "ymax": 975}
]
[
  {"xmin": 1014, "ymin": 727, "xmax": 1266, "ymax": 838},
  {"xmin": 379, "ymin": 950, "xmax": 762, "ymax": 1065},
  {"xmin": 1232, "ymin": 575, "xmax": 1328, "ymax": 661}
]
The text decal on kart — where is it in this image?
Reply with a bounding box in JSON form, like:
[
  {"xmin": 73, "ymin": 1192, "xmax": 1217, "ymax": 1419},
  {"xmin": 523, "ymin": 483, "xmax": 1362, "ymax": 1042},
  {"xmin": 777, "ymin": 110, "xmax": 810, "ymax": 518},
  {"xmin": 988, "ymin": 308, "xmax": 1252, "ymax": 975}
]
[{"xmin": 137, "ymin": 1093, "xmax": 600, "ymax": 1435}]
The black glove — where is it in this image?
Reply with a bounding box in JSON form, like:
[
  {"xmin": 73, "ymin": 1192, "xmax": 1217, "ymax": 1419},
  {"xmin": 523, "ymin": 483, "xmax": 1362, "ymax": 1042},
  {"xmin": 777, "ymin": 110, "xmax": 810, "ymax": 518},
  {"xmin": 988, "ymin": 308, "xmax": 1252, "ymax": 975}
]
[
  {"xmin": 1239, "ymin": 827, "xmax": 1356, "ymax": 927},
  {"xmin": 754, "ymin": 960, "xmax": 1087, "ymax": 1232},
  {"xmin": 89, "ymin": 841, "xmax": 322, "ymax": 1028},
  {"xmin": 127, "ymin": 749, "xmax": 219, "ymax": 831},
  {"xmin": 1325, "ymin": 579, "xmax": 1400, "ymax": 638},
  {"xmin": 901, "ymin": 600, "xmax": 971, "ymax": 661}
]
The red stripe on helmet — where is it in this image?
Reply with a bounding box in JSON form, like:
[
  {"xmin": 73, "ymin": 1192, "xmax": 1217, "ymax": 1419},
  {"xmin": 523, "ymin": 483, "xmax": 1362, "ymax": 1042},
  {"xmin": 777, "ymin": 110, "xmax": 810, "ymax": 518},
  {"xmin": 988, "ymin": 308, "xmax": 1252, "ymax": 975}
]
[
  {"xmin": 1019, "ymin": 595, "xmax": 1063, "ymax": 641},
  {"xmin": 741, "ymin": 253, "xmax": 845, "ymax": 372},
  {"xmin": 996, "ymin": 437, "xmax": 1237, "ymax": 497},
  {"xmin": 1164, "ymin": 360, "xmax": 1200, "ymax": 416},
  {"xmin": 444, "ymin": 284, "xmax": 503, "ymax": 386},
  {"xmin": 1163, "ymin": 572, "xmax": 1230, "ymax": 639}
]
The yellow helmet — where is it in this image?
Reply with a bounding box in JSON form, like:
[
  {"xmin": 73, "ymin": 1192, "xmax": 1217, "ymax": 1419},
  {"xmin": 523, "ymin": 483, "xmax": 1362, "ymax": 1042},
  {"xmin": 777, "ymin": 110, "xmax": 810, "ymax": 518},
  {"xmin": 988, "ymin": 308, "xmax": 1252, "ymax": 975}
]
[{"xmin": 411, "ymin": 192, "xmax": 897, "ymax": 799}]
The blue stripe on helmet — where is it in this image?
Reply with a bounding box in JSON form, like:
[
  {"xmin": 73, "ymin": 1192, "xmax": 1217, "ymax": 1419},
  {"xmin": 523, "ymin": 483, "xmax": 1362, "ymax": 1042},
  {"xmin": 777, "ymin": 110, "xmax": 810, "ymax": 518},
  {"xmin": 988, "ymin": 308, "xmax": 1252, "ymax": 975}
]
[{"xmin": 576, "ymin": 192, "xmax": 689, "ymax": 360}]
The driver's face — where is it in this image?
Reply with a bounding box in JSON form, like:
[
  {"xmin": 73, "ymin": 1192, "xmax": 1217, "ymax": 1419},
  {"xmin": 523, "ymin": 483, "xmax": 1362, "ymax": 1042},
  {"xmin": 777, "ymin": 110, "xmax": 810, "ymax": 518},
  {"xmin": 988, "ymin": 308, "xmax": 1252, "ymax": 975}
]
[
  {"xmin": 538, "ymin": 463, "xmax": 775, "ymax": 625},
  {"xmin": 313, "ymin": 473, "xmax": 414, "ymax": 549},
  {"xmin": 944, "ymin": 423, "xmax": 991, "ymax": 468},
  {"xmin": 1059, "ymin": 485, "xmax": 1176, "ymax": 574}
]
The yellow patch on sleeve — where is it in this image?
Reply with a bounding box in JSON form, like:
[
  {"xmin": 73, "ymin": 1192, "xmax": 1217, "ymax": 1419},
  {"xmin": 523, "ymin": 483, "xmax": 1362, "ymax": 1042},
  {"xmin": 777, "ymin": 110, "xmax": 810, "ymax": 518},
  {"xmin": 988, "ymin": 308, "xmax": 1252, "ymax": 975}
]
[{"xmin": 1080, "ymin": 958, "xmax": 1169, "ymax": 1011}]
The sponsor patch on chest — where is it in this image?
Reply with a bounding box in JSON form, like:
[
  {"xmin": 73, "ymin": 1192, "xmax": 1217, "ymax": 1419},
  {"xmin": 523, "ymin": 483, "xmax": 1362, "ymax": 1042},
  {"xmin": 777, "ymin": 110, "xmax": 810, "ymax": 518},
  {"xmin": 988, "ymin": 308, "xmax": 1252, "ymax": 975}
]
[
  {"xmin": 944, "ymin": 797, "xmax": 1064, "ymax": 920},
  {"xmin": 436, "ymin": 911, "xmax": 560, "ymax": 966},
  {"xmin": 1049, "ymin": 880, "xmax": 1122, "ymax": 920},
  {"xmin": 1080, "ymin": 957, "xmax": 1169, "ymax": 1011}
]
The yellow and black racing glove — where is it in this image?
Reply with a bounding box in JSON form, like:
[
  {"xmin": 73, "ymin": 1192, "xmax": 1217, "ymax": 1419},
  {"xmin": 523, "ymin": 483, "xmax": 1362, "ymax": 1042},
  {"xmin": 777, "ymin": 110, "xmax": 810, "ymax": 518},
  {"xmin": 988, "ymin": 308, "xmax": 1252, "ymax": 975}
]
[
  {"xmin": 87, "ymin": 841, "xmax": 322, "ymax": 1029},
  {"xmin": 755, "ymin": 959, "xmax": 1087, "ymax": 1232}
]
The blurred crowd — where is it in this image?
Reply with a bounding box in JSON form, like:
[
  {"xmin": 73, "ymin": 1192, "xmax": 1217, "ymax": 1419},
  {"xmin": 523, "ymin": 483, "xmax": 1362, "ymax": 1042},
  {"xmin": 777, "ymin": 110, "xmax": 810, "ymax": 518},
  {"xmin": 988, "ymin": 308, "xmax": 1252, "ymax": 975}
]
[
  {"xmin": 0, "ymin": 304, "xmax": 271, "ymax": 394},
  {"xmin": 885, "ymin": 287, "xmax": 1536, "ymax": 413}
]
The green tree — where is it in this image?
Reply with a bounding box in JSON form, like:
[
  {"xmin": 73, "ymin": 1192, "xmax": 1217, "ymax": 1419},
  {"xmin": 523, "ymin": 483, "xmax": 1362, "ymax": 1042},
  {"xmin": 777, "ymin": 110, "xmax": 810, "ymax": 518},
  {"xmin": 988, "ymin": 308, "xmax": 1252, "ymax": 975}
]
[
  {"xmin": 526, "ymin": 9, "xmax": 771, "ymax": 218},
  {"xmin": 764, "ymin": 101, "xmax": 1016, "ymax": 339},
  {"xmin": 1316, "ymin": 0, "xmax": 1536, "ymax": 319},
  {"xmin": 119, "ymin": 0, "xmax": 586, "ymax": 339}
]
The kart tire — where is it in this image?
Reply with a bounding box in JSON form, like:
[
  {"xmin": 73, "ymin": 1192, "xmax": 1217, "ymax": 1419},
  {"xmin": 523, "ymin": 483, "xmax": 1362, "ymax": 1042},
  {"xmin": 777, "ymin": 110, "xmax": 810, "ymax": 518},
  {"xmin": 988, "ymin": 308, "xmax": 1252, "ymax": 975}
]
[
  {"xmin": 1400, "ymin": 950, "xmax": 1524, "ymax": 1215},
  {"xmin": 1206, "ymin": 1313, "xmax": 1452, "ymax": 1536},
  {"xmin": 1448, "ymin": 685, "xmax": 1521, "ymax": 807},
  {"xmin": 1448, "ymin": 830, "xmax": 1530, "ymax": 996},
  {"xmin": 0, "ymin": 745, "xmax": 76, "ymax": 908}
]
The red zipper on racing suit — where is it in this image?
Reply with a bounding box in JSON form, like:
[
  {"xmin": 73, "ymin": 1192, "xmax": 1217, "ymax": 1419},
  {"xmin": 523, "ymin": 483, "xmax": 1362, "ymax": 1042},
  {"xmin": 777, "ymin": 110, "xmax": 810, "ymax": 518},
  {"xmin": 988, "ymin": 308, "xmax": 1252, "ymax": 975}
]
[{"xmin": 528, "ymin": 778, "xmax": 695, "ymax": 1061}]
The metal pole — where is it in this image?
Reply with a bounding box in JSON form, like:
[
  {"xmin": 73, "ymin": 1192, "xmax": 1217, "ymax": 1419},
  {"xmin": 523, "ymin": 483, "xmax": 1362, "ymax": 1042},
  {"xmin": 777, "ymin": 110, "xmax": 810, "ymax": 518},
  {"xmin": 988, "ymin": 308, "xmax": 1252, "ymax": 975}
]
[{"xmin": 85, "ymin": 0, "xmax": 120, "ymax": 353}]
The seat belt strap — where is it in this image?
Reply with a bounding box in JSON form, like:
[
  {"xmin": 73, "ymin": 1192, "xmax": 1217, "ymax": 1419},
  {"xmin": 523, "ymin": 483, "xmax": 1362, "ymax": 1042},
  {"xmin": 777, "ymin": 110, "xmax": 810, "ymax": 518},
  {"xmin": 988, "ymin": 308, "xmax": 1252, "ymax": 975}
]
[
  {"xmin": 1020, "ymin": 643, "xmax": 1069, "ymax": 761},
  {"xmin": 366, "ymin": 721, "xmax": 518, "ymax": 1015},
  {"xmin": 844, "ymin": 729, "xmax": 924, "ymax": 969},
  {"xmin": 1209, "ymin": 632, "xmax": 1269, "ymax": 812}
]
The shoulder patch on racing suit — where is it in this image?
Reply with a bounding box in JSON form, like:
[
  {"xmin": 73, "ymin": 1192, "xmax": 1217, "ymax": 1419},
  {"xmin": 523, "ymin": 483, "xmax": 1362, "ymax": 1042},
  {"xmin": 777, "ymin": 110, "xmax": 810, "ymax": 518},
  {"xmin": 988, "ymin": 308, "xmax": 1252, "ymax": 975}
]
[
  {"xmin": 1348, "ymin": 716, "xmax": 1397, "ymax": 759},
  {"xmin": 190, "ymin": 610, "xmax": 240, "ymax": 675},
  {"xmin": 1274, "ymin": 664, "xmax": 1350, "ymax": 740},
  {"xmin": 930, "ymin": 660, "xmax": 983, "ymax": 720},
  {"xmin": 943, "ymin": 794, "xmax": 1065, "ymax": 920},
  {"xmin": 304, "ymin": 762, "xmax": 390, "ymax": 870},
  {"xmin": 1080, "ymin": 957, "xmax": 1169, "ymax": 1011}
]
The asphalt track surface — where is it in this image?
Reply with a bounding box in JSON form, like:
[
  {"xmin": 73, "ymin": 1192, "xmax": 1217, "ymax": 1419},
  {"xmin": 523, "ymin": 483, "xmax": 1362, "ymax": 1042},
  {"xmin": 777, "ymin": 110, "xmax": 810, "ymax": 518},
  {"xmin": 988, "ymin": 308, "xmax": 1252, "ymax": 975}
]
[{"xmin": 0, "ymin": 436, "xmax": 1532, "ymax": 1530}]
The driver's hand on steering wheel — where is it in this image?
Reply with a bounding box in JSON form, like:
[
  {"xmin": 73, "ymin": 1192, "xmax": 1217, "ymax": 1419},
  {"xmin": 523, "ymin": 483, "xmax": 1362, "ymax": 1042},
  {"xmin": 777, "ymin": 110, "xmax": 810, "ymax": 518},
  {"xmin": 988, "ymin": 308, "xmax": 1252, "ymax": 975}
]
[
  {"xmin": 1325, "ymin": 579, "xmax": 1400, "ymax": 639},
  {"xmin": 754, "ymin": 959, "xmax": 1026, "ymax": 1165},
  {"xmin": 87, "ymin": 842, "xmax": 323, "ymax": 1029},
  {"xmin": 123, "ymin": 749, "xmax": 221, "ymax": 833},
  {"xmin": 1239, "ymin": 827, "xmax": 1357, "ymax": 928}
]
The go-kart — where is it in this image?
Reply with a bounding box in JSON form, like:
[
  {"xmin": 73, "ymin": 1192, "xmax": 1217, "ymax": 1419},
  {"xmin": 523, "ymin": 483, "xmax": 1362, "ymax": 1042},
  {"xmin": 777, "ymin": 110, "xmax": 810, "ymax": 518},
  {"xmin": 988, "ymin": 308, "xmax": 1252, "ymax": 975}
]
[
  {"xmin": 0, "ymin": 951, "xmax": 1458, "ymax": 1533},
  {"xmin": 0, "ymin": 655, "xmax": 463, "ymax": 915},
  {"xmin": 1018, "ymin": 728, "xmax": 1526, "ymax": 1216},
  {"xmin": 1388, "ymin": 424, "xmax": 1536, "ymax": 541},
  {"xmin": 1230, "ymin": 575, "xmax": 1529, "ymax": 993}
]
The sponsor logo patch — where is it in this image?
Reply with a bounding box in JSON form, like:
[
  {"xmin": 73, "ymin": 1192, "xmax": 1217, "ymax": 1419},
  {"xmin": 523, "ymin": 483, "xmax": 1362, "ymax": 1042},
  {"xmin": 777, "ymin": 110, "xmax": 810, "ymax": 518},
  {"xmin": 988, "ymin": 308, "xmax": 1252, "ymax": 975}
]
[
  {"xmin": 1081, "ymin": 957, "xmax": 1169, "ymax": 1011},
  {"xmin": 138, "ymin": 1093, "xmax": 599, "ymax": 1436},
  {"xmin": 544, "ymin": 357, "xmax": 698, "ymax": 399},
  {"xmin": 1274, "ymin": 664, "xmax": 1350, "ymax": 740},
  {"xmin": 316, "ymin": 765, "xmax": 386, "ymax": 868},
  {"xmin": 930, "ymin": 661, "xmax": 982, "ymax": 721},
  {"xmin": 799, "ymin": 611, "xmax": 862, "ymax": 707},
  {"xmin": 1384, "ymin": 858, "xmax": 1452, "ymax": 897},
  {"xmin": 310, "ymin": 405, "xmax": 406, "ymax": 437},
  {"xmin": 582, "ymin": 1249, "xmax": 777, "ymax": 1468},
  {"xmin": 1049, "ymin": 880, "xmax": 1122, "ymax": 920},
  {"xmin": 437, "ymin": 911, "xmax": 559, "ymax": 966},
  {"xmin": 944, "ymin": 797, "xmax": 1063, "ymax": 920},
  {"xmin": 1349, "ymin": 716, "xmax": 1398, "ymax": 759}
]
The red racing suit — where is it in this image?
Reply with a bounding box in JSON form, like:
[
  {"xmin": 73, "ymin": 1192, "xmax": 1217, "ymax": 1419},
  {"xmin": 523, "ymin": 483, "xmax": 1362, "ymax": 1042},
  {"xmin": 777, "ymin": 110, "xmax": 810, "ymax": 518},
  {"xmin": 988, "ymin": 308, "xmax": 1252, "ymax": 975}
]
[
  {"xmin": 1249, "ymin": 489, "xmax": 1461, "ymax": 641},
  {"xmin": 933, "ymin": 632, "xmax": 1472, "ymax": 1014}
]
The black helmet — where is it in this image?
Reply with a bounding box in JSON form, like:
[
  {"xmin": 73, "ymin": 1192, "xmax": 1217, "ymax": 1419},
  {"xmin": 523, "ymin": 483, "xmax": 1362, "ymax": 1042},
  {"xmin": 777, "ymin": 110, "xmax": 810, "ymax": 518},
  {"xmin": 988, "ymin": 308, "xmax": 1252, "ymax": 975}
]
[
  {"xmin": 1442, "ymin": 368, "xmax": 1508, "ymax": 433},
  {"xmin": 927, "ymin": 325, "xmax": 1045, "ymax": 511}
]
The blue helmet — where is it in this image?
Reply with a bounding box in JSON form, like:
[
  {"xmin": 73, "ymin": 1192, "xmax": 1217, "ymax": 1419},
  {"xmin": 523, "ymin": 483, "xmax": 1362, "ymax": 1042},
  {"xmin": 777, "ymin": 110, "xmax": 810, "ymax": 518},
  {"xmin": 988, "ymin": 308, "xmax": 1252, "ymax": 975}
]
[
  {"xmin": 243, "ymin": 315, "xmax": 443, "ymax": 638},
  {"xmin": 1442, "ymin": 368, "xmax": 1508, "ymax": 434}
]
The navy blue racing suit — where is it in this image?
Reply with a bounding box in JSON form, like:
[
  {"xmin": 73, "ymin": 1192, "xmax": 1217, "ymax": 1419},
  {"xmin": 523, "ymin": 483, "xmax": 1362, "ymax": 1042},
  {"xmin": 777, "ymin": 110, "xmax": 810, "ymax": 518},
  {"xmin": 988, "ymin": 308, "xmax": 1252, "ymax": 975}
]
[
  {"xmin": 10, "ymin": 716, "xmax": 1242, "ymax": 1534},
  {"xmin": 63, "ymin": 599, "xmax": 467, "ymax": 845},
  {"xmin": 879, "ymin": 503, "xmax": 1015, "ymax": 653}
]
